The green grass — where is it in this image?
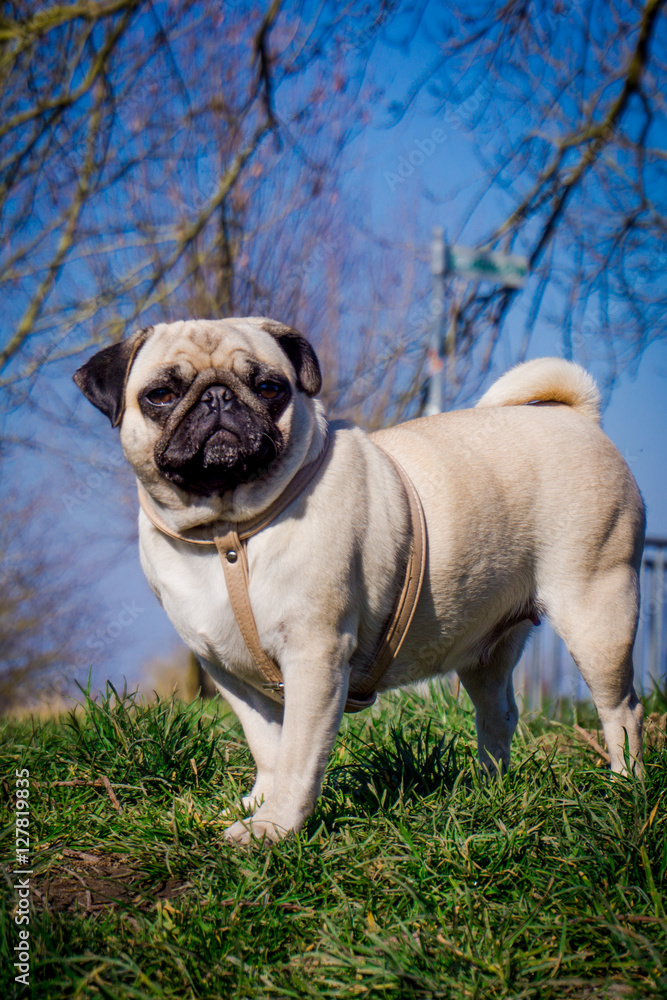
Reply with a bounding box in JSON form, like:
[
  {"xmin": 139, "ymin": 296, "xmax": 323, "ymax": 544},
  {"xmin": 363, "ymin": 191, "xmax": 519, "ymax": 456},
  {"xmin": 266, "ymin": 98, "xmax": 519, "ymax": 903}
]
[{"xmin": 1, "ymin": 683, "xmax": 666, "ymax": 999}]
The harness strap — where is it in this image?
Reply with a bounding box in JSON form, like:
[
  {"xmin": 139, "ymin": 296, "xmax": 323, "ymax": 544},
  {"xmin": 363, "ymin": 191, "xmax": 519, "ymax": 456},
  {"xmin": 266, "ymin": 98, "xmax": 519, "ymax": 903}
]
[
  {"xmin": 214, "ymin": 528, "xmax": 284, "ymax": 691},
  {"xmin": 348, "ymin": 455, "xmax": 427, "ymax": 698},
  {"xmin": 137, "ymin": 431, "xmax": 427, "ymax": 714}
]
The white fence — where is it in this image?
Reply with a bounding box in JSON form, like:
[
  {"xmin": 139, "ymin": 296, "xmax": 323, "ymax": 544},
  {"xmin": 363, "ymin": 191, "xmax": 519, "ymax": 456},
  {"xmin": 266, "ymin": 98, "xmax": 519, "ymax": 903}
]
[{"xmin": 514, "ymin": 537, "xmax": 667, "ymax": 709}]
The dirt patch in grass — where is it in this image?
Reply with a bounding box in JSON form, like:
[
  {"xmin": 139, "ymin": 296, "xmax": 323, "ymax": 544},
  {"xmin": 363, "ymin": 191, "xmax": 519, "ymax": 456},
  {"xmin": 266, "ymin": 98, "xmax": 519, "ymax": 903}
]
[
  {"xmin": 34, "ymin": 848, "xmax": 191, "ymax": 914},
  {"xmin": 536, "ymin": 711, "xmax": 666, "ymax": 763},
  {"xmin": 646, "ymin": 711, "xmax": 667, "ymax": 749}
]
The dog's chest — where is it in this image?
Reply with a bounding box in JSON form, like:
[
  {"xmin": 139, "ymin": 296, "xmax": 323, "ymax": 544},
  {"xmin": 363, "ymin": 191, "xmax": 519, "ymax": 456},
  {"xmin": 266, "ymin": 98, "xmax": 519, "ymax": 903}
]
[{"xmin": 139, "ymin": 526, "xmax": 265, "ymax": 675}]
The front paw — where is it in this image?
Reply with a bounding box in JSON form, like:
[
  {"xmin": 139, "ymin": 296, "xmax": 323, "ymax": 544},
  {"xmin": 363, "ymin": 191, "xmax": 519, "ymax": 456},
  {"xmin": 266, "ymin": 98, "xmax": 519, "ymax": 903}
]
[
  {"xmin": 223, "ymin": 817, "xmax": 284, "ymax": 845},
  {"xmin": 224, "ymin": 805, "xmax": 302, "ymax": 845}
]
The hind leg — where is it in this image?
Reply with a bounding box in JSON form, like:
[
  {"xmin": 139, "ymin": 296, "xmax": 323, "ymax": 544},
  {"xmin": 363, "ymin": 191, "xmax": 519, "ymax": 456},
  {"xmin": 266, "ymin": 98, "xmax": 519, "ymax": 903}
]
[
  {"xmin": 545, "ymin": 565, "xmax": 643, "ymax": 774},
  {"xmin": 458, "ymin": 622, "xmax": 532, "ymax": 773}
]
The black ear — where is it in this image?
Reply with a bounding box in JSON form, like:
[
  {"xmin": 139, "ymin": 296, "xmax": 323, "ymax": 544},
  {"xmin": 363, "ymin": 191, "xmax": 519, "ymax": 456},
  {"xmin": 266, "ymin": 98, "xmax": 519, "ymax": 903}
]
[
  {"xmin": 248, "ymin": 318, "xmax": 322, "ymax": 397},
  {"xmin": 73, "ymin": 327, "xmax": 153, "ymax": 426}
]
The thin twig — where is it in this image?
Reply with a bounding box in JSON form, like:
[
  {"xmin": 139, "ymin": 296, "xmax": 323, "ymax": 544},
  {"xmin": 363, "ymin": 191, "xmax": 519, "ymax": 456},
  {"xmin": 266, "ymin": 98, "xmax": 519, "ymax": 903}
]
[
  {"xmin": 573, "ymin": 724, "xmax": 611, "ymax": 764},
  {"xmin": 101, "ymin": 774, "xmax": 123, "ymax": 814}
]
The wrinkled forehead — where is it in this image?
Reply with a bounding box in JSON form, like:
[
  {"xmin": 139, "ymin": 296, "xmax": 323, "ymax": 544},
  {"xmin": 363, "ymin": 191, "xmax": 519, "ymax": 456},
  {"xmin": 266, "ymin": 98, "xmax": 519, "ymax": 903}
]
[{"xmin": 127, "ymin": 319, "xmax": 290, "ymax": 391}]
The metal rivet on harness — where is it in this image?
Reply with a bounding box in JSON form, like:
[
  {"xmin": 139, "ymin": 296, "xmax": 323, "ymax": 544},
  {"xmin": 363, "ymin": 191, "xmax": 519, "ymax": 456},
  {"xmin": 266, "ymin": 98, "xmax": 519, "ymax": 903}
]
[{"xmin": 226, "ymin": 550, "xmax": 238, "ymax": 563}]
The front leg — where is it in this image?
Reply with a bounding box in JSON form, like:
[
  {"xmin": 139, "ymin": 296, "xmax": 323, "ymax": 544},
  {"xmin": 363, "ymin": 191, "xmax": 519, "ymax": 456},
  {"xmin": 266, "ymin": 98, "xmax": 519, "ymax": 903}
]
[
  {"xmin": 224, "ymin": 650, "xmax": 349, "ymax": 845},
  {"xmin": 202, "ymin": 660, "xmax": 284, "ymax": 811}
]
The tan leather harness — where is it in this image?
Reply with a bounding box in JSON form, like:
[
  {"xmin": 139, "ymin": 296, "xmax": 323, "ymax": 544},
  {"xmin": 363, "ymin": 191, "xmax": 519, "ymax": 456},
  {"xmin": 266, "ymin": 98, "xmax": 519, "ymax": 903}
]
[{"xmin": 137, "ymin": 429, "xmax": 427, "ymax": 713}]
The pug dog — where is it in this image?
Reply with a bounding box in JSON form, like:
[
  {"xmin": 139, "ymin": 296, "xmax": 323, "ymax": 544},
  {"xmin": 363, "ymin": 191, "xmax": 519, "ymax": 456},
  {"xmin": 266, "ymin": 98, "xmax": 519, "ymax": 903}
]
[{"xmin": 74, "ymin": 317, "xmax": 645, "ymax": 843}]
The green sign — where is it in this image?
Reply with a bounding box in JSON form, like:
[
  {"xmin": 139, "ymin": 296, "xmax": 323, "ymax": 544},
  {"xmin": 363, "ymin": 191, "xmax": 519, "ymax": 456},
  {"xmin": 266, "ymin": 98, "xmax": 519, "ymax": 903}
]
[{"xmin": 446, "ymin": 245, "xmax": 529, "ymax": 288}]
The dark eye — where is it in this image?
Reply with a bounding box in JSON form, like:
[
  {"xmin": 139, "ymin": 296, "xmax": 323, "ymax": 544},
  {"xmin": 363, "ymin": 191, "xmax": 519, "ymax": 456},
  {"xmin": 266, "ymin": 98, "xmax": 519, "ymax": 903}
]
[
  {"xmin": 145, "ymin": 387, "xmax": 179, "ymax": 406},
  {"xmin": 257, "ymin": 380, "xmax": 284, "ymax": 400}
]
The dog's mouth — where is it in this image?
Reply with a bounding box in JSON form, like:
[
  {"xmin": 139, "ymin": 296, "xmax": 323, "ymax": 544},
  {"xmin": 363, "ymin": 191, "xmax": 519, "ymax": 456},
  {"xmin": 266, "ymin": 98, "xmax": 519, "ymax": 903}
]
[
  {"xmin": 153, "ymin": 383, "xmax": 284, "ymax": 496},
  {"xmin": 202, "ymin": 426, "xmax": 240, "ymax": 456}
]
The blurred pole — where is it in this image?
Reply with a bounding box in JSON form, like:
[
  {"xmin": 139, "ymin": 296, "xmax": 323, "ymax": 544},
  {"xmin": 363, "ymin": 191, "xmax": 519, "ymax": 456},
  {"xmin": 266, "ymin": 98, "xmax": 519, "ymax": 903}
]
[
  {"xmin": 424, "ymin": 227, "xmax": 446, "ymax": 416},
  {"xmin": 445, "ymin": 290, "xmax": 459, "ymax": 407}
]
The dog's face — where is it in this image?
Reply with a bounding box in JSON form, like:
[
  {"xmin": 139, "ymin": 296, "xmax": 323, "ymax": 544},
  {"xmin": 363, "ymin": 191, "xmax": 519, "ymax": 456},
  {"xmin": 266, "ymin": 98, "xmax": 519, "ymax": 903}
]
[{"xmin": 74, "ymin": 317, "xmax": 322, "ymax": 499}]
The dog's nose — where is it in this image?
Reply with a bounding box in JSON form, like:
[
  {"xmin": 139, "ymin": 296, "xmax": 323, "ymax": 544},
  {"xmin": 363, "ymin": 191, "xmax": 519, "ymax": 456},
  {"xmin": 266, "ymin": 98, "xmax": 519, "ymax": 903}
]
[{"xmin": 200, "ymin": 385, "xmax": 234, "ymax": 413}]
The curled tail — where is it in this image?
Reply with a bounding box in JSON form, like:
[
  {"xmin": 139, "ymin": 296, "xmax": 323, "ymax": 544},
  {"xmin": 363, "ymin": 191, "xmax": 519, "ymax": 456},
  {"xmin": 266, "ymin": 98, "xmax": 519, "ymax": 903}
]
[{"xmin": 476, "ymin": 357, "xmax": 601, "ymax": 424}]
